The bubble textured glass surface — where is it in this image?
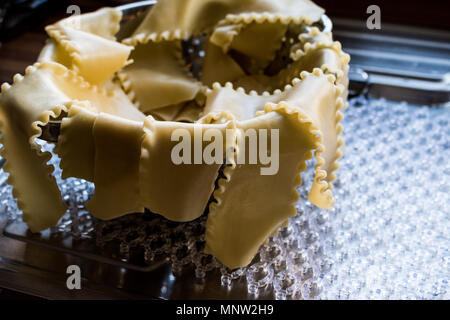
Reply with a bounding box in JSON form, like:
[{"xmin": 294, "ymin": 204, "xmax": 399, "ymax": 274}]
[{"xmin": 0, "ymin": 97, "xmax": 449, "ymax": 299}]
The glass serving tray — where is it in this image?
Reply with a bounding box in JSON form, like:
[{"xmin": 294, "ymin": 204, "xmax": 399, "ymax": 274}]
[{"xmin": 1, "ymin": 97, "xmax": 448, "ymax": 299}]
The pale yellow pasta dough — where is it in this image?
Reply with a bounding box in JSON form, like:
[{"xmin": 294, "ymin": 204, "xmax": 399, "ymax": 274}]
[
  {"xmin": 130, "ymin": 0, "xmax": 324, "ymax": 42},
  {"xmin": 45, "ymin": 8, "xmax": 132, "ymax": 85},
  {"xmin": 225, "ymin": 28, "xmax": 349, "ymax": 95},
  {"xmin": 0, "ymin": 86, "xmax": 68, "ymax": 231},
  {"xmin": 206, "ymin": 107, "xmax": 320, "ymax": 268},
  {"xmin": 174, "ymin": 101, "xmax": 203, "ymax": 123},
  {"xmin": 204, "ymin": 82, "xmax": 273, "ymax": 120},
  {"xmin": 0, "ymin": 61, "xmax": 144, "ymax": 231},
  {"xmin": 118, "ymin": 40, "xmax": 200, "ymax": 112},
  {"xmin": 204, "ymin": 70, "xmax": 344, "ymax": 210},
  {"xmin": 201, "ymin": 41, "xmax": 246, "ymax": 87},
  {"xmin": 55, "ymin": 104, "xmax": 97, "ymax": 181},
  {"xmin": 139, "ymin": 117, "xmax": 236, "ymax": 222},
  {"xmin": 148, "ymin": 103, "xmax": 185, "ymax": 121},
  {"xmin": 86, "ymin": 113, "xmax": 145, "ymax": 219},
  {"xmin": 58, "ymin": 8, "xmax": 122, "ymax": 40},
  {"xmin": 38, "ymin": 39, "xmax": 73, "ymax": 66},
  {"xmin": 46, "ymin": 25, "xmax": 132, "ymax": 84},
  {"xmin": 210, "ymin": 21, "xmax": 287, "ymax": 72}
]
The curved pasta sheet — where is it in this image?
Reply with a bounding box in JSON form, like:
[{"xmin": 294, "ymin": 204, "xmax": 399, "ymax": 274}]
[
  {"xmin": 273, "ymin": 70, "xmax": 344, "ymax": 209},
  {"xmin": 0, "ymin": 65, "xmax": 78, "ymax": 231},
  {"xmin": 291, "ymin": 29, "xmax": 350, "ymax": 100},
  {"xmin": 231, "ymin": 74, "xmax": 275, "ymax": 95},
  {"xmin": 210, "ymin": 20, "xmax": 287, "ymax": 74},
  {"xmin": 86, "ymin": 113, "xmax": 145, "ymax": 219},
  {"xmin": 148, "ymin": 103, "xmax": 185, "ymax": 121},
  {"xmin": 139, "ymin": 117, "xmax": 235, "ymax": 222},
  {"xmin": 0, "ymin": 93, "xmax": 68, "ymax": 232},
  {"xmin": 231, "ymin": 42, "xmax": 350, "ymax": 93},
  {"xmin": 118, "ymin": 40, "xmax": 200, "ymax": 112},
  {"xmin": 292, "ymin": 38, "xmax": 349, "ymax": 77},
  {"xmin": 55, "ymin": 105, "xmax": 97, "ymax": 181},
  {"xmin": 203, "ymin": 82, "xmax": 273, "ymax": 120},
  {"xmin": 46, "ymin": 8, "xmax": 132, "ymax": 85},
  {"xmin": 57, "ymin": 8, "xmax": 122, "ymax": 40},
  {"xmin": 174, "ymin": 101, "xmax": 203, "ymax": 122},
  {"xmin": 102, "ymin": 78, "xmax": 144, "ymax": 114},
  {"xmin": 205, "ymin": 107, "xmax": 320, "ymax": 268},
  {"xmin": 46, "ymin": 26, "xmax": 132, "ymax": 85},
  {"xmin": 201, "ymin": 41, "xmax": 246, "ymax": 87},
  {"xmin": 203, "ymin": 71, "xmax": 344, "ymax": 209},
  {"xmin": 131, "ymin": 0, "xmax": 323, "ymax": 41},
  {"xmin": 31, "ymin": 62, "xmax": 144, "ymax": 121},
  {"xmin": 277, "ymin": 47, "xmax": 344, "ymax": 87},
  {"xmin": 0, "ymin": 61, "xmax": 144, "ymax": 231},
  {"xmin": 296, "ymin": 27, "xmax": 333, "ymax": 50},
  {"xmin": 55, "ymin": 78, "xmax": 142, "ymax": 181},
  {"xmin": 38, "ymin": 39, "xmax": 72, "ymax": 66}
]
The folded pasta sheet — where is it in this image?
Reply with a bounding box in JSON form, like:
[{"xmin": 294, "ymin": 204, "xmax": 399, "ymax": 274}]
[
  {"xmin": 0, "ymin": 0, "xmax": 349, "ymax": 268},
  {"xmin": 45, "ymin": 8, "xmax": 133, "ymax": 85}
]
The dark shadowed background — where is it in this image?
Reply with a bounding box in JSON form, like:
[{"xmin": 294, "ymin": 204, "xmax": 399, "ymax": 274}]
[{"xmin": 0, "ymin": 0, "xmax": 449, "ymax": 83}]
